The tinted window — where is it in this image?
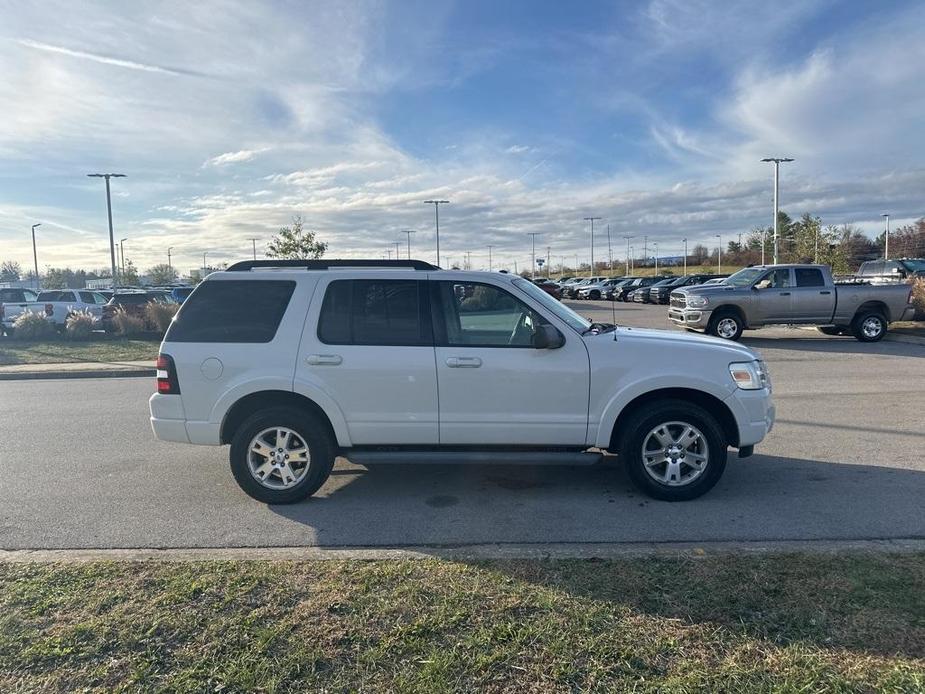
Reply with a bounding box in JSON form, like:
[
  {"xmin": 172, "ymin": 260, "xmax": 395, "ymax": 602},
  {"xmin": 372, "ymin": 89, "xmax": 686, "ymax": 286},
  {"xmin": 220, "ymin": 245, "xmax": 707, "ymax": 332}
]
[
  {"xmin": 757, "ymin": 269, "xmax": 791, "ymax": 288},
  {"xmin": 38, "ymin": 290, "xmax": 75, "ymax": 302},
  {"xmin": 860, "ymin": 261, "xmax": 884, "ymax": 276},
  {"xmin": 318, "ymin": 280, "xmax": 429, "ymax": 346},
  {"xmin": 0, "ymin": 289, "xmax": 34, "ymax": 302},
  {"xmin": 112, "ymin": 293, "xmax": 150, "ymax": 305},
  {"xmin": 437, "ymin": 281, "xmax": 545, "ymax": 347},
  {"xmin": 795, "ymin": 268, "xmax": 825, "ymax": 287},
  {"xmin": 166, "ymin": 280, "xmax": 295, "ymax": 343},
  {"xmin": 78, "ymin": 291, "xmax": 96, "ymax": 303}
]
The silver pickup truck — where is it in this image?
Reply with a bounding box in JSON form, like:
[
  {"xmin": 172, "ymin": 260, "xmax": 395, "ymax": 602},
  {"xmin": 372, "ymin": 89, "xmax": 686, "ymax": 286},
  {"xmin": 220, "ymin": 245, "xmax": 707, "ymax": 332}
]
[{"xmin": 668, "ymin": 264, "xmax": 916, "ymax": 342}]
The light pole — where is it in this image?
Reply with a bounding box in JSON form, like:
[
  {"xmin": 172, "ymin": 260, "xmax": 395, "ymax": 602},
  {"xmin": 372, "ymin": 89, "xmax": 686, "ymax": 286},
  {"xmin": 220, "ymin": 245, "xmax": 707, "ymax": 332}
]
[
  {"xmin": 487, "ymin": 245, "xmax": 494, "ymax": 272},
  {"xmin": 202, "ymin": 252, "xmax": 208, "ymax": 278},
  {"xmin": 583, "ymin": 217, "xmax": 601, "ymax": 276},
  {"xmin": 167, "ymin": 246, "xmax": 173, "ymax": 271},
  {"xmin": 527, "ymin": 232, "xmax": 540, "ymax": 279},
  {"xmin": 653, "ymin": 242, "xmax": 659, "ymax": 274},
  {"xmin": 87, "ymin": 173, "xmax": 126, "ymax": 287},
  {"xmin": 715, "ymin": 234, "xmax": 722, "ymax": 274},
  {"xmin": 423, "ymin": 200, "xmax": 449, "ymax": 265},
  {"xmin": 248, "ymin": 238, "xmax": 259, "ymax": 260},
  {"xmin": 402, "ymin": 229, "xmax": 416, "ymax": 259},
  {"xmin": 574, "ymin": 254, "xmax": 580, "ymax": 274},
  {"xmin": 30, "ymin": 223, "xmax": 41, "ymax": 289},
  {"xmin": 623, "ymin": 235, "xmax": 633, "ymax": 276},
  {"xmin": 761, "ymin": 157, "xmax": 794, "ymax": 264},
  {"xmin": 393, "ymin": 241, "xmax": 402, "ymax": 260},
  {"xmin": 881, "ymin": 213, "xmax": 890, "ymax": 259},
  {"xmin": 629, "ymin": 247, "xmax": 635, "ymax": 273},
  {"xmin": 119, "ymin": 238, "xmax": 127, "ymax": 282},
  {"xmin": 682, "ymin": 238, "xmax": 688, "ymax": 276},
  {"xmin": 606, "ymin": 224, "xmax": 613, "ymax": 273},
  {"xmin": 546, "ymin": 246, "xmax": 551, "ymax": 278}
]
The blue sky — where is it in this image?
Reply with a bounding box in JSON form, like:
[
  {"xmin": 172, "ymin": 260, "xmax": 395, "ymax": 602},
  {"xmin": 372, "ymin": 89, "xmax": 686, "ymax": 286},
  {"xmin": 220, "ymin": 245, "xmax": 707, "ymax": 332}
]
[{"xmin": 0, "ymin": 0, "xmax": 923, "ymax": 273}]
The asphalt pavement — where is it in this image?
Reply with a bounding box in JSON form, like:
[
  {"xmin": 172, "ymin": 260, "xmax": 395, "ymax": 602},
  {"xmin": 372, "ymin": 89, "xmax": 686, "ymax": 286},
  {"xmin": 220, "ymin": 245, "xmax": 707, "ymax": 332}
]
[{"xmin": 1, "ymin": 301, "xmax": 923, "ymax": 550}]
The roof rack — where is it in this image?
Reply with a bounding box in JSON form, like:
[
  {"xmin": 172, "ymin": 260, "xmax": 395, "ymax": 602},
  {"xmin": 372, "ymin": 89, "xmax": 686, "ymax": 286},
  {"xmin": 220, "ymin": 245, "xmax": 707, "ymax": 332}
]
[{"xmin": 225, "ymin": 259, "xmax": 440, "ymax": 272}]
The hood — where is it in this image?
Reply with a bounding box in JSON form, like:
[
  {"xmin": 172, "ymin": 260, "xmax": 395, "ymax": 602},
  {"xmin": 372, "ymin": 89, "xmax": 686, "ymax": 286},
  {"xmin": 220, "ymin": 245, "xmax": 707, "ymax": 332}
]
[
  {"xmin": 590, "ymin": 325, "xmax": 760, "ymax": 360},
  {"xmin": 673, "ymin": 283, "xmax": 739, "ymax": 297}
]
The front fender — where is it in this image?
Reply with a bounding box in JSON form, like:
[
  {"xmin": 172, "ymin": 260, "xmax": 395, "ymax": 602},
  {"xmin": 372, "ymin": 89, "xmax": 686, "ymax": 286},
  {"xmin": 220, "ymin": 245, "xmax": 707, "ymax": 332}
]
[{"xmin": 592, "ymin": 373, "xmax": 737, "ymax": 448}]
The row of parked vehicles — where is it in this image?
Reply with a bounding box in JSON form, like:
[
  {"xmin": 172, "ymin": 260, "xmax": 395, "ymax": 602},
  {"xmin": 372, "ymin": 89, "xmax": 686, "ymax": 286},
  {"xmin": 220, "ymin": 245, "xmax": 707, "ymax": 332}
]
[
  {"xmin": 531, "ymin": 273, "xmax": 728, "ymax": 303},
  {"xmin": 0, "ymin": 285, "xmax": 193, "ymax": 335}
]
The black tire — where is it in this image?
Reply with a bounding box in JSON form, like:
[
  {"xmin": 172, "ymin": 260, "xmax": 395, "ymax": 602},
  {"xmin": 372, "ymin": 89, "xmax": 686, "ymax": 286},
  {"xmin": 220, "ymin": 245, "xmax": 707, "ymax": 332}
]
[
  {"xmin": 852, "ymin": 311, "xmax": 887, "ymax": 342},
  {"xmin": 589, "ymin": 290, "xmax": 601, "ymax": 300},
  {"xmin": 618, "ymin": 399, "xmax": 728, "ymax": 501},
  {"xmin": 707, "ymin": 310, "xmax": 744, "ymax": 340},
  {"xmin": 229, "ymin": 407, "xmax": 335, "ymax": 504}
]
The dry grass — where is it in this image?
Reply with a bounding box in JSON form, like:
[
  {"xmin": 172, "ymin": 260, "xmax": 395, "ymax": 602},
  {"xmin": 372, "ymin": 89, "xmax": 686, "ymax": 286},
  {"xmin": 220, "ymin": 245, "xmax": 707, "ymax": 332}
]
[
  {"xmin": 143, "ymin": 301, "xmax": 179, "ymax": 333},
  {"xmin": 0, "ymin": 553, "xmax": 922, "ymax": 692}
]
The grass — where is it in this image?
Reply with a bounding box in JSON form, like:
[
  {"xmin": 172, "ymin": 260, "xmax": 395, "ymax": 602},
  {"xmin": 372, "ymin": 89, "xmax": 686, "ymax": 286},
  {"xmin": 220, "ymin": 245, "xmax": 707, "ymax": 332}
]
[
  {"xmin": 0, "ymin": 337, "xmax": 160, "ymax": 366},
  {"xmin": 0, "ymin": 553, "xmax": 922, "ymax": 692}
]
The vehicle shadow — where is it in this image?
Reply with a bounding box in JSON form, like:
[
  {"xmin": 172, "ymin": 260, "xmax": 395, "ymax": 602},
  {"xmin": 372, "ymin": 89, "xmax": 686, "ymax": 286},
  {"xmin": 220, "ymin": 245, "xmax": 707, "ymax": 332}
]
[{"xmin": 741, "ymin": 334, "xmax": 925, "ymax": 357}]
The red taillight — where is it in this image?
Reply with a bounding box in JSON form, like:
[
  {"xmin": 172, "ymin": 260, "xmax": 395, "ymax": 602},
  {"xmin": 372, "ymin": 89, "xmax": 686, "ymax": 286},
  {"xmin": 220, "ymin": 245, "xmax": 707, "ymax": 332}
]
[
  {"xmin": 44, "ymin": 303, "xmax": 54, "ymax": 316},
  {"xmin": 156, "ymin": 354, "xmax": 180, "ymax": 395}
]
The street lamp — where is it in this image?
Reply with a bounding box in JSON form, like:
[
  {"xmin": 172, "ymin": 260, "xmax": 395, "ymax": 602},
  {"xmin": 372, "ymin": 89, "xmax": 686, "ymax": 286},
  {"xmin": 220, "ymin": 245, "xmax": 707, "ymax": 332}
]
[
  {"xmin": 248, "ymin": 238, "xmax": 260, "ymax": 260},
  {"xmin": 30, "ymin": 223, "xmax": 41, "ymax": 289},
  {"xmin": 423, "ymin": 200, "xmax": 449, "ymax": 265},
  {"xmin": 653, "ymin": 242, "xmax": 659, "ymax": 274},
  {"xmin": 202, "ymin": 252, "xmax": 208, "ymax": 278},
  {"xmin": 526, "ymin": 232, "xmax": 540, "ymax": 279},
  {"xmin": 761, "ymin": 158, "xmax": 794, "ymax": 264},
  {"xmin": 487, "ymin": 245, "xmax": 494, "ymax": 272},
  {"xmin": 167, "ymin": 246, "xmax": 173, "ymax": 271},
  {"xmin": 715, "ymin": 234, "xmax": 722, "ymax": 274},
  {"xmin": 881, "ymin": 213, "xmax": 890, "ymax": 260},
  {"xmin": 583, "ymin": 217, "xmax": 601, "ymax": 276},
  {"xmin": 119, "ymin": 238, "xmax": 127, "ymax": 282},
  {"xmin": 401, "ymin": 229, "xmax": 416, "ymax": 259},
  {"xmin": 623, "ymin": 235, "xmax": 633, "ymax": 276},
  {"xmin": 87, "ymin": 173, "xmax": 126, "ymax": 287},
  {"xmin": 606, "ymin": 224, "xmax": 613, "ymax": 273},
  {"xmin": 682, "ymin": 238, "xmax": 688, "ymax": 276}
]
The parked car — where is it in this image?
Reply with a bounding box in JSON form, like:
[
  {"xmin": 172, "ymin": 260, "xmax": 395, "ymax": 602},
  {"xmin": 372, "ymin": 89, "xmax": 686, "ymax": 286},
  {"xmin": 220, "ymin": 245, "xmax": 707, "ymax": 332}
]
[
  {"xmin": 577, "ymin": 278, "xmax": 625, "ymax": 300},
  {"xmin": 613, "ymin": 276, "xmax": 663, "ymax": 302},
  {"xmin": 633, "ymin": 277, "xmax": 677, "ymax": 303},
  {"xmin": 532, "ymin": 279, "xmax": 562, "ymax": 300},
  {"xmin": 150, "ymin": 258, "xmax": 774, "ymax": 504},
  {"xmin": 1, "ymin": 288, "xmax": 108, "ymax": 332},
  {"xmin": 565, "ymin": 276, "xmax": 608, "ymax": 299},
  {"xmin": 649, "ymin": 275, "xmax": 727, "ymax": 304},
  {"xmin": 604, "ymin": 278, "xmax": 639, "ymax": 301},
  {"xmin": 168, "ymin": 286, "xmax": 195, "ymax": 304},
  {"xmin": 101, "ymin": 290, "xmax": 173, "ymax": 331},
  {"xmin": 856, "ymin": 258, "xmax": 925, "ymax": 284},
  {"xmin": 0, "ymin": 287, "xmax": 39, "ymax": 334},
  {"xmin": 669, "ymin": 264, "xmax": 916, "ymax": 341}
]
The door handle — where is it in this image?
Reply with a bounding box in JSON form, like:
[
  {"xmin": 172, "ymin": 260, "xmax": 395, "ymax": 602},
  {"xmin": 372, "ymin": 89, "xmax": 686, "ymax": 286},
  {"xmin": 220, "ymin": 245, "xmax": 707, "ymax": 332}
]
[
  {"xmin": 305, "ymin": 354, "xmax": 342, "ymax": 366},
  {"xmin": 779, "ymin": 292, "xmax": 791, "ymax": 296},
  {"xmin": 446, "ymin": 356, "xmax": 482, "ymax": 368},
  {"xmin": 820, "ymin": 290, "xmax": 831, "ymax": 295}
]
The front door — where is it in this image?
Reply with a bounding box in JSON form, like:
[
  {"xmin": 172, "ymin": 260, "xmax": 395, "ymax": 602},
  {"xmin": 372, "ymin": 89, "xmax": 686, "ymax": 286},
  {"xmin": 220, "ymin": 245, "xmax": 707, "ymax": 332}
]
[
  {"xmin": 432, "ymin": 280, "xmax": 590, "ymax": 445},
  {"xmin": 753, "ymin": 268, "xmax": 793, "ymax": 323}
]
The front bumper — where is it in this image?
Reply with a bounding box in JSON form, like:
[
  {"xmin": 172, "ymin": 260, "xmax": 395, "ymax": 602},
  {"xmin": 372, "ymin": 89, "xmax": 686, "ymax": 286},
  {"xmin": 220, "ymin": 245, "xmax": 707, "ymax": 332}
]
[
  {"xmin": 668, "ymin": 308, "xmax": 711, "ymax": 329},
  {"xmin": 724, "ymin": 388, "xmax": 775, "ymax": 448}
]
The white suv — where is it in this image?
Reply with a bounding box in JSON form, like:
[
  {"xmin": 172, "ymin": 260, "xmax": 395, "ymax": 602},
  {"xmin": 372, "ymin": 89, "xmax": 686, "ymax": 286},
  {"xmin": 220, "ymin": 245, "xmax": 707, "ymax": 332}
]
[{"xmin": 150, "ymin": 259, "xmax": 774, "ymax": 503}]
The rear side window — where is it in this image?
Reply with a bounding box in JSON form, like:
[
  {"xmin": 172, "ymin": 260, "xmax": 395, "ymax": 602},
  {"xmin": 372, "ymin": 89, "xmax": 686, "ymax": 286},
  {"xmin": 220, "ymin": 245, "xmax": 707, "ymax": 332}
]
[
  {"xmin": 318, "ymin": 279, "xmax": 430, "ymax": 346},
  {"xmin": 38, "ymin": 290, "xmax": 75, "ymax": 302},
  {"xmin": 795, "ymin": 268, "xmax": 825, "ymax": 287},
  {"xmin": 166, "ymin": 280, "xmax": 295, "ymax": 343}
]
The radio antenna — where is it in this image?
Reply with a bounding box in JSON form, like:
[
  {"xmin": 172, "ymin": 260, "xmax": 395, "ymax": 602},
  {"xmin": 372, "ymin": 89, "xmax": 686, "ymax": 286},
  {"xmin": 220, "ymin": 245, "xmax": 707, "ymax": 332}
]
[{"xmin": 611, "ymin": 279, "xmax": 618, "ymax": 340}]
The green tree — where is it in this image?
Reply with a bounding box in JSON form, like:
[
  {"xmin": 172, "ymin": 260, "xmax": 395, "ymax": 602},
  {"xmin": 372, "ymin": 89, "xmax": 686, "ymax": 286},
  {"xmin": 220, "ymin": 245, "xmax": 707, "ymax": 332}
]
[
  {"xmin": 121, "ymin": 260, "xmax": 140, "ymax": 285},
  {"xmin": 147, "ymin": 263, "xmax": 179, "ymax": 285},
  {"xmin": 0, "ymin": 260, "xmax": 22, "ymax": 282},
  {"xmin": 42, "ymin": 268, "xmax": 70, "ymax": 289},
  {"xmin": 267, "ymin": 215, "xmax": 328, "ymax": 260}
]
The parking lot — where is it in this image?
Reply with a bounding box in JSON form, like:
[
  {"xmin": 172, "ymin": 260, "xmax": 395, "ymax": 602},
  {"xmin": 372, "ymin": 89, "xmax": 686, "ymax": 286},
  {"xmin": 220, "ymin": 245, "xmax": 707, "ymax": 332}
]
[{"xmin": 1, "ymin": 300, "xmax": 923, "ymax": 551}]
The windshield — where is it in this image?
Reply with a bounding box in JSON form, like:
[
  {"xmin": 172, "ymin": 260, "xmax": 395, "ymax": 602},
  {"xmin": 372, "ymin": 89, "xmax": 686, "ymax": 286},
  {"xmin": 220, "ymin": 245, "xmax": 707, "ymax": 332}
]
[
  {"xmin": 724, "ymin": 267, "xmax": 766, "ymax": 287},
  {"xmin": 512, "ymin": 278, "xmax": 591, "ymax": 333},
  {"xmin": 652, "ymin": 278, "xmax": 676, "ymax": 287},
  {"xmin": 902, "ymin": 259, "xmax": 925, "ymax": 272}
]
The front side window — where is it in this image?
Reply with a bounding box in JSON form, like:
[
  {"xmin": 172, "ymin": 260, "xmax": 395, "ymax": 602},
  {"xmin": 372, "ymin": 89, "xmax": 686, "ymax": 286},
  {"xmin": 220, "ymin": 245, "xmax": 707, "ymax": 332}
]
[
  {"xmin": 318, "ymin": 279, "xmax": 430, "ymax": 346},
  {"xmin": 755, "ymin": 269, "xmax": 791, "ymax": 289},
  {"xmin": 436, "ymin": 281, "xmax": 547, "ymax": 347}
]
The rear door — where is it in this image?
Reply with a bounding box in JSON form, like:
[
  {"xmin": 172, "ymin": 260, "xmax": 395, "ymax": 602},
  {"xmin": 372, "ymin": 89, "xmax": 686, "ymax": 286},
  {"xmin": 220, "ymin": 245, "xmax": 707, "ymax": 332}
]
[
  {"xmin": 296, "ymin": 275, "xmax": 439, "ymax": 445},
  {"xmin": 790, "ymin": 268, "xmax": 835, "ymax": 322},
  {"xmin": 432, "ymin": 278, "xmax": 589, "ymax": 445}
]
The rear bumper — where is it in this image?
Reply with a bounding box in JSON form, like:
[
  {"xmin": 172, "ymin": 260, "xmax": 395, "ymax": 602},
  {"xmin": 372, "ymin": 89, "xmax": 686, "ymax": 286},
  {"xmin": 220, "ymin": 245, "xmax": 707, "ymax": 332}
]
[{"xmin": 668, "ymin": 308, "xmax": 711, "ymax": 329}]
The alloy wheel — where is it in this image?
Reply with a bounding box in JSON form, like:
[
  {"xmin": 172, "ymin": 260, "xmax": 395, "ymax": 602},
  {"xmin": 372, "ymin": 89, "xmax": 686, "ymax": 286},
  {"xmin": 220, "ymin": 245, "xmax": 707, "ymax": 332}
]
[{"xmin": 641, "ymin": 421, "xmax": 709, "ymax": 487}]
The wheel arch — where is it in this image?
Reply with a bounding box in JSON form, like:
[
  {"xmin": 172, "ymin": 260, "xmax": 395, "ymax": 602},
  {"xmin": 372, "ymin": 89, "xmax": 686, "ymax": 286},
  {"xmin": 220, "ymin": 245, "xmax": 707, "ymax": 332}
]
[
  {"xmin": 220, "ymin": 390, "xmax": 338, "ymax": 447},
  {"xmin": 853, "ymin": 300, "xmax": 890, "ymax": 323},
  {"xmin": 710, "ymin": 304, "xmax": 748, "ymax": 327},
  {"xmin": 608, "ymin": 387, "xmax": 739, "ymax": 452}
]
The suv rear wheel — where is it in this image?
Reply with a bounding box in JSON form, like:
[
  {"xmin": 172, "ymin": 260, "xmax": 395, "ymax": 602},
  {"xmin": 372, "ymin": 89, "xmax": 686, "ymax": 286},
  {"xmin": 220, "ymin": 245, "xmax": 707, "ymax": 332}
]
[
  {"xmin": 230, "ymin": 407, "xmax": 335, "ymax": 504},
  {"xmin": 618, "ymin": 399, "xmax": 727, "ymax": 501}
]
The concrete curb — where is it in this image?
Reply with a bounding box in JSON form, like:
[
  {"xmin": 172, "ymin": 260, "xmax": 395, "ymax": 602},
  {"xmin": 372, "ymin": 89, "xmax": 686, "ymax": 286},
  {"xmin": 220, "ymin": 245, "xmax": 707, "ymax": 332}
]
[
  {"xmin": 2, "ymin": 538, "xmax": 924, "ymax": 562},
  {"xmin": 0, "ymin": 367, "xmax": 154, "ymax": 381}
]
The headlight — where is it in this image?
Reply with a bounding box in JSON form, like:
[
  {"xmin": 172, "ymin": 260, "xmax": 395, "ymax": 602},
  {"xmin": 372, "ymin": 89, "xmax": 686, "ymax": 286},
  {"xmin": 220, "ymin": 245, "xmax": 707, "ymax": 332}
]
[
  {"xmin": 687, "ymin": 295, "xmax": 709, "ymax": 308},
  {"xmin": 729, "ymin": 360, "xmax": 770, "ymax": 390}
]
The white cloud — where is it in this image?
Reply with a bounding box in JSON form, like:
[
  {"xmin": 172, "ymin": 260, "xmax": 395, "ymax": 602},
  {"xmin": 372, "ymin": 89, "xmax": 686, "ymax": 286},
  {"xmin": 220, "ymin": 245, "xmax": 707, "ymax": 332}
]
[
  {"xmin": 203, "ymin": 149, "xmax": 269, "ymax": 167},
  {"xmin": 16, "ymin": 39, "xmax": 203, "ymax": 77},
  {"xmin": 505, "ymin": 145, "xmax": 531, "ymax": 154}
]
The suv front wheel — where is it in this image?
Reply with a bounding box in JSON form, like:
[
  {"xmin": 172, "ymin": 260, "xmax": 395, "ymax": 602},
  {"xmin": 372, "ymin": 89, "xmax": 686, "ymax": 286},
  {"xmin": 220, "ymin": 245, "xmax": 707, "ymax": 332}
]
[
  {"xmin": 618, "ymin": 399, "xmax": 728, "ymax": 501},
  {"xmin": 230, "ymin": 407, "xmax": 335, "ymax": 504}
]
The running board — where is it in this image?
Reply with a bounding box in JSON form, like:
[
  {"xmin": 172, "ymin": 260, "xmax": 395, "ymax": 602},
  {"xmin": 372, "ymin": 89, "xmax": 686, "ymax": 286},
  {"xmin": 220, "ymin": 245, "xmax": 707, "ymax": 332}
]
[{"xmin": 343, "ymin": 450, "xmax": 604, "ymax": 466}]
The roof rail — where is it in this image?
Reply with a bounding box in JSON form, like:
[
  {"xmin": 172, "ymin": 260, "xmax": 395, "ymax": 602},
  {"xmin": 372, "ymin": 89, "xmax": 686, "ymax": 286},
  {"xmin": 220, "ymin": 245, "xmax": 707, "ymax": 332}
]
[{"xmin": 225, "ymin": 259, "xmax": 440, "ymax": 272}]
